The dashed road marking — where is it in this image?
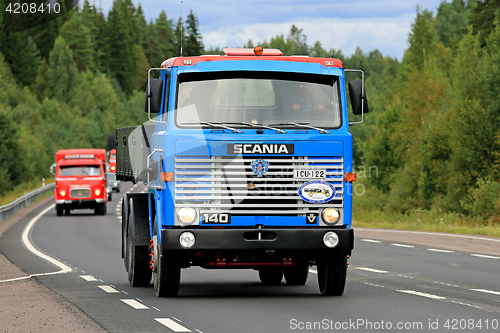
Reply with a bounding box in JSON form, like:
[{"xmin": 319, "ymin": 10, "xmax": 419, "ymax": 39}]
[
  {"xmin": 308, "ymin": 268, "xmax": 317, "ymax": 274},
  {"xmin": 391, "ymin": 243, "xmax": 415, "ymax": 248},
  {"xmin": 427, "ymin": 248, "xmax": 454, "ymax": 253},
  {"xmin": 361, "ymin": 239, "xmax": 381, "ymax": 243},
  {"xmin": 121, "ymin": 299, "xmax": 148, "ymax": 309},
  {"xmin": 155, "ymin": 318, "xmax": 191, "ymax": 332},
  {"xmin": 356, "ymin": 267, "xmax": 389, "ymax": 274},
  {"xmin": 397, "ymin": 290, "xmax": 446, "ymax": 300},
  {"xmin": 471, "ymin": 288, "xmax": 500, "ymax": 296},
  {"xmin": 80, "ymin": 275, "xmax": 98, "ymax": 281},
  {"xmin": 433, "ymin": 281, "xmax": 458, "ymax": 288},
  {"xmin": 98, "ymin": 285, "xmax": 119, "ymax": 293},
  {"xmin": 471, "ymin": 254, "xmax": 500, "ymax": 259},
  {"xmin": 364, "ymin": 282, "xmax": 384, "ymax": 288}
]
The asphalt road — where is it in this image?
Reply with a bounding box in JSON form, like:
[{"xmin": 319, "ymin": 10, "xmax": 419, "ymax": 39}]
[{"xmin": 1, "ymin": 182, "xmax": 500, "ymax": 333}]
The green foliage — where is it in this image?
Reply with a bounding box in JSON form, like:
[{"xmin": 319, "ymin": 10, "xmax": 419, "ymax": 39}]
[
  {"xmin": 184, "ymin": 10, "xmax": 204, "ymax": 56},
  {"xmin": 462, "ymin": 177, "xmax": 500, "ymax": 221}
]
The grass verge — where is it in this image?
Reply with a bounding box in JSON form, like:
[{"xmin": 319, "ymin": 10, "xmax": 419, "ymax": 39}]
[{"xmin": 0, "ymin": 177, "xmax": 55, "ymax": 206}]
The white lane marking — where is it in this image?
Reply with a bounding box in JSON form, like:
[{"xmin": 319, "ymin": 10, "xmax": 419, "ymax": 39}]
[
  {"xmin": 450, "ymin": 300, "xmax": 484, "ymax": 310},
  {"xmin": 80, "ymin": 275, "xmax": 98, "ymax": 281},
  {"xmin": 398, "ymin": 275, "xmax": 414, "ymax": 279},
  {"xmin": 308, "ymin": 268, "xmax": 317, "ymax": 274},
  {"xmin": 427, "ymin": 248, "xmax": 454, "ymax": 253},
  {"xmin": 121, "ymin": 299, "xmax": 149, "ymax": 309},
  {"xmin": 98, "ymin": 285, "xmax": 119, "ymax": 293},
  {"xmin": 1, "ymin": 205, "xmax": 74, "ymax": 282},
  {"xmin": 356, "ymin": 267, "xmax": 389, "ymax": 274},
  {"xmin": 391, "ymin": 243, "xmax": 415, "ymax": 248},
  {"xmin": 195, "ymin": 329, "xmax": 204, "ymax": 333},
  {"xmin": 433, "ymin": 281, "xmax": 458, "ymax": 288},
  {"xmin": 172, "ymin": 316, "xmax": 182, "ymax": 322},
  {"xmin": 155, "ymin": 318, "xmax": 191, "ymax": 332},
  {"xmin": 361, "ymin": 239, "xmax": 381, "ymax": 243},
  {"xmin": 153, "ymin": 307, "xmax": 161, "ymax": 312},
  {"xmin": 364, "ymin": 282, "xmax": 384, "ymax": 288},
  {"xmin": 355, "ymin": 228, "xmax": 500, "ymax": 243},
  {"xmin": 471, "ymin": 254, "xmax": 500, "ymax": 259},
  {"xmin": 397, "ymin": 290, "xmax": 446, "ymax": 300},
  {"xmin": 471, "ymin": 288, "xmax": 500, "ymax": 296}
]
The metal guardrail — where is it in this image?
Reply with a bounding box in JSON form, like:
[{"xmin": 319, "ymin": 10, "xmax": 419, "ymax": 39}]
[{"xmin": 0, "ymin": 183, "xmax": 55, "ymax": 223}]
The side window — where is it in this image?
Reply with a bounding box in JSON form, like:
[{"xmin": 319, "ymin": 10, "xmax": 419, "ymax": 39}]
[{"xmin": 163, "ymin": 73, "xmax": 170, "ymax": 122}]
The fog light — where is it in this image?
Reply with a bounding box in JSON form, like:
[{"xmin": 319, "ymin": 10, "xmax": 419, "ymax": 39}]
[
  {"xmin": 322, "ymin": 208, "xmax": 340, "ymax": 225},
  {"xmin": 177, "ymin": 207, "xmax": 197, "ymax": 224},
  {"xmin": 111, "ymin": 166, "xmax": 116, "ymax": 171},
  {"xmin": 179, "ymin": 232, "xmax": 196, "ymax": 248},
  {"xmin": 95, "ymin": 189, "xmax": 101, "ymax": 196},
  {"xmin": 60, "ymin": 190, "xmax": 66, "ymax": 197},
  {"xmin": 323, "ymin": 231, "xmax": 339, "ymax": 248}
]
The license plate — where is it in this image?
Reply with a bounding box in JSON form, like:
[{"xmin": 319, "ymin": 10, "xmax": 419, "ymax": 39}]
[
  {"xmin": 202, "ymin": 213, "xmax": 231, "ymax": 224},
  {"xmin": 294, "ymin": 169, "xmax": 326, "ymax": 179}
]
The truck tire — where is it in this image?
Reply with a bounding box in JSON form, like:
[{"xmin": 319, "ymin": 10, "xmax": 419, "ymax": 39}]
[
  {"xmin": 56, "ymin": 204, "xmax": 63, "ymax": 216},
  {"xmin": 258, "ymin": 268, "xmax": 283, "ymax": 285},
  {"xmin": 95, "ymin": 203, "xmax": 107, "ymax": 215},
  {"xmin": 317, "ymin": 252, "xmax": 347, "ymax": 296},
  {"xmin": 284, "ymin": 264, "xmax": 309, "ymax": 285},
  {"xmin": 153, "ymin": 218, "xmax": 180, "ymax": 297},
  {"xmin": 126, "ymin": 222, "xmax": 152, "ymax": 287}
]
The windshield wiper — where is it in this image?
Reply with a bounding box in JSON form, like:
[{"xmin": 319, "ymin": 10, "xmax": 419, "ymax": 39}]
[
  {"xmin": 227, "ymin": 122, "xmax": 287, "ymax": 134},
  {"xmin": 181, "ymin": 122, "xmax": 242, "ymax": 133},
  {"xmin": 268, "ymin": 122, "xmax": 330, "ymax": 134}
]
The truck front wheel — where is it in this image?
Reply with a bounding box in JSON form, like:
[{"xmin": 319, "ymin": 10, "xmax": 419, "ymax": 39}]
[
  {"xmin": 95, "ymin": 203, "xmax": 107, "ymax": 215},
  {"xmin": 317, "ymin": 252, "xmax": 347, "ymax": 296},
  {"xmin": 56, "ymin": 204, "xmax": 63, "ymax": 216},
  {"xmin": 258, "ymin": 268, "xmax": 283, "ymax": 285},
  {"xmin": 153, "ymin": 239, "xmax": 181, "ymax": 297}
]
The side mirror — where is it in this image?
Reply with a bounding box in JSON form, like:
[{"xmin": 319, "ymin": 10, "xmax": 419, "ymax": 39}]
[
  {"xmin": 50, "ymin": 163, "xmax": 56, "ymax": 176},
  {"xmin": 348, "ymin": 80, "xmax": 369, "ymax": 115},
  {"xmin": 144, "ymin": 78, "xmax": 164, "ymax": 114}
]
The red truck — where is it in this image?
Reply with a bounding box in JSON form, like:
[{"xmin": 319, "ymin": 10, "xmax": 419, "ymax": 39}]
[
  {"xmin": 108, "ymin": 148, "xmax": 117, "ymax": 173},
  {"xmin": 51, "ymin": 149, "xmax": 108, "ymax": 216}
]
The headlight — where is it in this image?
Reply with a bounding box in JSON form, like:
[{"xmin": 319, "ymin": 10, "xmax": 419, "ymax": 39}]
[
  {"xmin": 59, "ymin": 190, "xmax": 66, "ymax": 197},
  {"xmin": 106, "ymin": 188, "xmax": 111, "ymax": 193},
  {"xmin": 95, "ymin": 189, "xmax": 101, "ymax": 196},
  {"xmin": 177, "ymin": 207, "xmax": 197, "ymax": 225},
  {"xmin": 323, "ymin": 231, "xmax": 339, "ymax": 248},
  {"xmin": 179, "ymin": 232, "xmax": 196, "ymax": 248},
  {"xmin": 111, "ymin": 166, "xmax": 116, "ymax": 171},
  {"xmin": 113, "ymin": 182, "xmax": 118, "ymax": 186},
  {"xmin": 322, "ymin": 208, "xmax": 340, "ymax": 225}
]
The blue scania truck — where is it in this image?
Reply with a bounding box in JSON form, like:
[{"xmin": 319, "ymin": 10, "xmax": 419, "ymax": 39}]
[{"xmin": 117, "ymin": 47, "xmax": 368, "ymax": 297}]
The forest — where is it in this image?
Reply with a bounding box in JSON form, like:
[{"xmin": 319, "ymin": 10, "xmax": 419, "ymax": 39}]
[{"xmin": 1, "ymin": 0, "xmax": 500, "ymax": 225}]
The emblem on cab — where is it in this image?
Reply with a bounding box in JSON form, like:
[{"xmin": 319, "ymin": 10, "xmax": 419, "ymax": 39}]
[
  {"xmin": 251, "ymin": 159, "xmax": 269, "ymax": 177},
  {"xmin": 298, "ymin": 180, "xmax": 336, "ymax": 203}
]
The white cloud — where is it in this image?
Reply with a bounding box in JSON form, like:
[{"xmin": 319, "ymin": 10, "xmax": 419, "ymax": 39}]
[{"xmin": 202, "ymin": 14, "xmax": 415, "ymax": 59}]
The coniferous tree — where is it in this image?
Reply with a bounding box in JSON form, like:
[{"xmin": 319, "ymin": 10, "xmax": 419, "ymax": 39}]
[
  {"xmin": 59, "ymin": 12, "xmax": 95, "ymax": 71},
  {"xmin": 184, "ymin": 10, "xmax": 203, "ymax": 56},
  {"xmin": 46, "ymin": 36, "xmax": 79, "ymax": 102}
]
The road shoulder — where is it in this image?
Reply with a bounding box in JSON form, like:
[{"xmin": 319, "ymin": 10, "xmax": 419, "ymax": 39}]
[
  {"xmin": 0, "ymin": 197, "xmax": 107, "ymax": 333},
  {"xmin": 355, "ymin": 228, "xmax": 500, "ymax": 256}
]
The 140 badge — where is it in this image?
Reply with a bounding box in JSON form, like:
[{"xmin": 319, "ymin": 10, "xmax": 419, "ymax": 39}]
[{"xmin": 202, "ymin": 213, "xmax": 231, "ymax": 224}]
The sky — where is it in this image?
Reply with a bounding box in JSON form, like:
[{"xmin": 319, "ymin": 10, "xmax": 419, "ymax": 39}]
[{"xmin": 95, "ymin": 0, "xmax": 446, "ymax": 60}]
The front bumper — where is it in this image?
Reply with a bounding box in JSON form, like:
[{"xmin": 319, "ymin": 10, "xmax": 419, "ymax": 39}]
[
  {"xmin": 55, "ymin": 199, "xmax": 104, "ymax": 209},
  {"xmin": 161, "ymin": 228, "xmax": 353, "ymax": 251}
]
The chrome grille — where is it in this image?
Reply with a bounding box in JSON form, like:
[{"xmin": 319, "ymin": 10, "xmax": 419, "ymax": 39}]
[
  {"xmin": 70, "ymin": 188, "xmax": 91, "ymax": 199},
  {"xmin": 175, "ymin": 156, "xmax": 343, "ymax": 216}
]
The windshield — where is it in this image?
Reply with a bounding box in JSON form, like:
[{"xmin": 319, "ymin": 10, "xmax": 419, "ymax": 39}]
[
  {"xmin": 176, "ymin": 71, "xmax": 342, "ymax": 128},
  {"xmin": 59, "ymin": 165, "xmax": 102, "ymax": 176},
  {"xmin": 107, "ymin": 173, "xmax": 116, "ymax": 181},
  {"xmin": 110, "ymin": 154, "xmax": 116, "ymax": 161}
]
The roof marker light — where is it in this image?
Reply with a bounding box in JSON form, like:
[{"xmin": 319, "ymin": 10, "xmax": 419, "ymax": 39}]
[{"xmin": 254, "ymin": 46, "xmax": 263, "ymax": 56}]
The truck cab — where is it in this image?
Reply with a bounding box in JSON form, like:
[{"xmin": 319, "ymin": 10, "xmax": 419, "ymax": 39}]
[
  {"xmin": 52, "ymin": 149, "xmax": 108, "ymax": 216},
  {"xmin": 118, "ymin": 47, "xmax": 368, "ymax": 297}
]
